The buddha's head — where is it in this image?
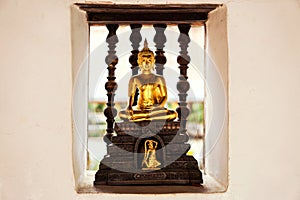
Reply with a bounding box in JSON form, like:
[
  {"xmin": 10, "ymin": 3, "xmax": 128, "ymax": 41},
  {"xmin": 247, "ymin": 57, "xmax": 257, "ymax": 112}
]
[
  {"xmin": 138, "ymin": 39, "xmax": 155, "ymax": 72},
  {"xmin": 148, "ymin": 141, "xmax": 154, "ymax": 149}
]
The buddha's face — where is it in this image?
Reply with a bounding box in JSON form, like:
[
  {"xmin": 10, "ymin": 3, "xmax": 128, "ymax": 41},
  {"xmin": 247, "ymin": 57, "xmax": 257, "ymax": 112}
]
[{"xmin": 138, "ymin": 54, "xmax": 155, "ymax": 72}]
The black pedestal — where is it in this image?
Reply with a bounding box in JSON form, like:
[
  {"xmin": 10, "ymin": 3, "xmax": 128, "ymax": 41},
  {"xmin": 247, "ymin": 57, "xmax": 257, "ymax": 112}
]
[{"xmin": 94, "ymin": 121, "xmax": 203, "ymax": 185}]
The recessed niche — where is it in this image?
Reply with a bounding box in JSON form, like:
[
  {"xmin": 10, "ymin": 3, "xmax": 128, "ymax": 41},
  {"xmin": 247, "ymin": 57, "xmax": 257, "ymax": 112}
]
[{"xmin": 71, "ymin": 3, "xmax": 228, "ymax": 193}]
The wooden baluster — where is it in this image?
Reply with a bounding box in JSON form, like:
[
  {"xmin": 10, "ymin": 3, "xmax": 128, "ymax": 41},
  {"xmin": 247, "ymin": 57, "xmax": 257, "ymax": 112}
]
[
  {"xmin": 153, "ymin": 24, "xmax": 167, "ymax": 75},
  {"xmin": 176, "ymin": 24, "xmax": 191, "ymax": 132},
  {"xmin": 104, "ymin": 24, "xmax": 119, "ymax": 144},
  {"xmin": 129, "ymin": 24, "xmax": 142, "ymax": 106}
]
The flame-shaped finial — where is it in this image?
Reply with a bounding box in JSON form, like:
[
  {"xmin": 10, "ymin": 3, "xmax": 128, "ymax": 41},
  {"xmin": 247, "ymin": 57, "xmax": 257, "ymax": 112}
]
[
  {"xmin": 138, "ymin": 38, "xmax": 154, "ymax": 62},
  {"xmin": 143, "ymin": 39, "xmax": 149, "ymax": 50}
]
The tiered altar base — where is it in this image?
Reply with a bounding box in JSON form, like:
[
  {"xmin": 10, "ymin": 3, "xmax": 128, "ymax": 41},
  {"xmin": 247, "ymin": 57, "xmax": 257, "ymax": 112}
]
[{"xmin": 94, "ymin": 121, "xmax": 203, "ymax": 185}]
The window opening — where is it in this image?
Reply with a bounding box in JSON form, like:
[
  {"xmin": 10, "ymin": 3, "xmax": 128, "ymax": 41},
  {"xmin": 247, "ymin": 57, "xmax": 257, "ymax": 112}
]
[{"xmin": 73, "ymin": 3, "xmax": 228, "ymax": 192}]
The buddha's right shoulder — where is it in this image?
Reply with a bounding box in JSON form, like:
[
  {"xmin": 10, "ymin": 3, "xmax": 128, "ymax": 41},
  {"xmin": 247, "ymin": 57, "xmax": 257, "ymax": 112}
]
[
  {"xmin": 129, "ymin": 75, "xmax": 140, "ymax": 84},
  {"xmin": 131, "ymin": 74, "xmax": 139, "ymax": 79}
]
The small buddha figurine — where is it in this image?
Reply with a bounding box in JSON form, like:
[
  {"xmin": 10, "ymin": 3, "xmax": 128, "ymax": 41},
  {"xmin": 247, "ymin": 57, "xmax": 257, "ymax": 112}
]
[
  {"xmin": 142, "ymin": 140, "xmax": 161, "ymax": 169},
  {"xmin": 119, "ymin": 40, "xmax": 177, "ymax": 122}
]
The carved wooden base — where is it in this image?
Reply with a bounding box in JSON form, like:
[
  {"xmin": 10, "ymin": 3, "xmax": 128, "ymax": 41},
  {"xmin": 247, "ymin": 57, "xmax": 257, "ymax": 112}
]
[
  {"xmin": 95, "ymin": 155, "xmax": 202, "ymax": 185},
  {"xmin": 94, "ymin": 121, "xmax": 203, "ymax": 185}
]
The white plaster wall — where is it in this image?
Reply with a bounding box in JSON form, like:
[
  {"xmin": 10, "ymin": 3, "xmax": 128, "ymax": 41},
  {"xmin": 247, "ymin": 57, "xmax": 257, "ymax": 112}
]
[
  {"xmin": 228, "ymin": 1, "xmax": 300, "ymax": 199},
  {"xmin": 71, "ymin": 5, "xmax": 89, "ymax": 189},
  {"xmin": 205, "ymin": 5, "xmax": 229, "ymax": 188},
  {"xmin": 0, "ymin": 0, "xmax": 75, "ymax": 199},
  {"xmin": 1, "ymin": 0, "xmax": 300, "ymax": 200}
]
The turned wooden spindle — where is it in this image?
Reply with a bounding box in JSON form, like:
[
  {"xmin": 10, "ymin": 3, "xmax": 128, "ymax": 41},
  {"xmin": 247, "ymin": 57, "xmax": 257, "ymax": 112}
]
[
  {"xmin": 176, "ymin": 24, "xmax": 191, "ymax": 131},
  {"xmin": 153, "ymin": 24, "xmax": 167, "ymax": 75},
  {"xmin": 104, "ymin": 24, "xmax": 119, "ymax": 143},
  {"xmin": 129, "ymin": 24, "xmax": 142, "ymax": 106}
]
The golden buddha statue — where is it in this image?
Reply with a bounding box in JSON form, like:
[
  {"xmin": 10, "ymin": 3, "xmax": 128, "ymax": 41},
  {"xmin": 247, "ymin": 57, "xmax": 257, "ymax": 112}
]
[
  {"xmin": 142, "ymin": 140, "xmax": 161, "ymax": 170},
  {"xmin": 119, "ymin": 40, "xmax": 177, "ymax": 122}
]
